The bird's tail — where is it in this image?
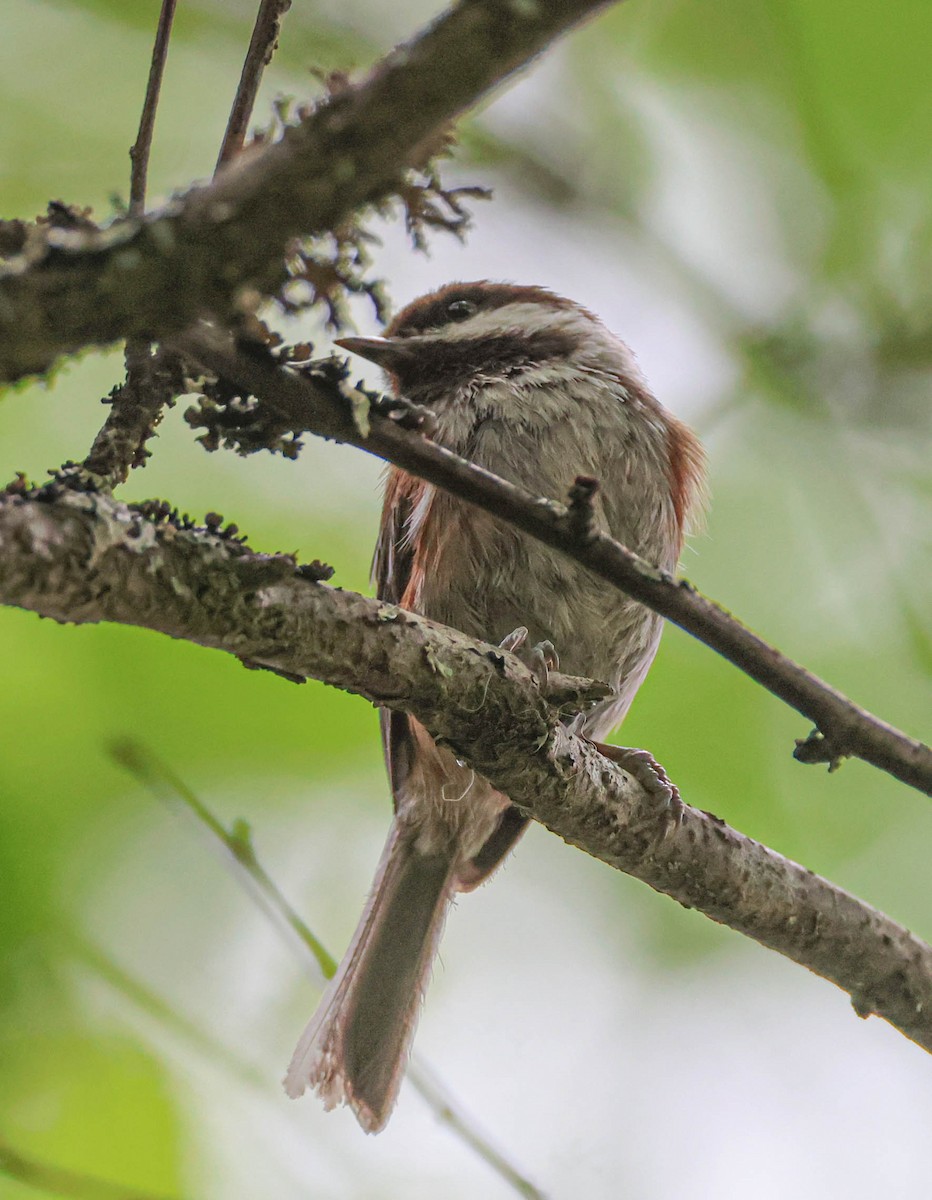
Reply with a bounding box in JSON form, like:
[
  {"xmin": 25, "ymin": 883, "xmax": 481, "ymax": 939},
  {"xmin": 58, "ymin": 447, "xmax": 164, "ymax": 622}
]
[{"xmin": 283, "ymin": 820, "xmax": 457, "ymax": 1133}]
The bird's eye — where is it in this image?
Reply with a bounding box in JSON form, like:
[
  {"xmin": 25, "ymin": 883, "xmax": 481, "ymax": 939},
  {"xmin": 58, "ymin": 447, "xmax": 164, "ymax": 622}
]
[{"xmin": 447, "ymin": 299, "xmax": 477, "ymax": 321}]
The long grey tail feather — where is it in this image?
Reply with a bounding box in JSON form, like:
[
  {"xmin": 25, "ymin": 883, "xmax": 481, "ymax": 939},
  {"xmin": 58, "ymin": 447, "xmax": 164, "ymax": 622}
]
[{"xmin": 283, "ymin": 820, "xmax": 457, "ymax": 1133}]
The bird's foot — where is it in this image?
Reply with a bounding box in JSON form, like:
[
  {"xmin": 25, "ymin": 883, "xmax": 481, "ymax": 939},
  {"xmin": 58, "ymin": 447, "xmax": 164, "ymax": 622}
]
[
  {"xmin": 592, "ymin": 743, "xmax": 684, "ymax": 833},
  {"xmin": 499, "ymin": 627, "xmax": 557, "ymax": 690},
  {"xmin": 498, "ymin": 627, "xmax": 612, "ymax": 715}
]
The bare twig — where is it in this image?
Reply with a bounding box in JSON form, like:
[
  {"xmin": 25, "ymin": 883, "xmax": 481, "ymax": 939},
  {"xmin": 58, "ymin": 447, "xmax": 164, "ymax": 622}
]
[
  {"xmin": 178, "ymin": 333, "xmax": 932, "ymax": 797},
  {"xmin": 0, "ymin": 0, "xmax": 617, "ymax": 381},
  {"xmin": 69, "ymin": 929, "xmax": 268, "ymax": 1091},
  {"xmin": 129, "ymin": 0, "xmax": 177, "ymax": 215},
  {"xmin": 216, "ymin": 0, "xmax": 293, "ymax": 175},
  {"xmin": 112, "ymin": 741, "xmax": 547, "ymax": 1199},
  {"xmin": 405, "ymin": 1060, "xmax": 547, "ymax": 1200},
  {"xmin": 86, "ymin": 0, "xmax": 178, "ymax": 487},
  {"xmin": 1, "ymin": 485, "xmax": 930, "ymax": 1052},
  {"xmin": 111, "ymin": 739, "xmax": 337, "ymax": 979}
]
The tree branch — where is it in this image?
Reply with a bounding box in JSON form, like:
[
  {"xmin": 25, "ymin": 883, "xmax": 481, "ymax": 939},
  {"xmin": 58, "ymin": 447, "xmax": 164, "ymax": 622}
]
[
  {"xmin": 1, "ymin": 484, "xmax": 930, "ymax": 1052},
  {"xmin": 215, "ymin": 0, "xmax": 293, "ymax": 175},
  {"xmin": 129, "ymin": 0, "xmax": 178, "ymax": 217},
  {"xmin": 84, "ymin": 0, "xmax": 179, "ymax": 488},
  {"xmin": 0, "ymin": 0, "xmax": 615, "ymax": 382},
  {"xmin": 82, "ymin": 341, "xmax": 183, "ymax": 487},
  {"xmin": 177, "ymin": 331, "xmax": 932, "ymax": 796}
]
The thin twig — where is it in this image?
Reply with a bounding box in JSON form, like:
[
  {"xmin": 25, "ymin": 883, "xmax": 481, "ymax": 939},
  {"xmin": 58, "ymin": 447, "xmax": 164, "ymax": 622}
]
[
  {"xmin": 67, "ymin": 929, "xmax": 267, "ymax": 1091},
  {"xmin": 112, "ymin": 741, "xmax": 547, "ymax": 1198},
  {"xmin": 86, "ymin": 0, "xmax": 178, "ymax": 487},
  {"xmin": 111, "ymin": 739, "xmax": 336, "ymax": 979},
  {"xmin": 75, "ymin": 937, "xmax": 533, "ymax": 1195},
  {"xmin": 129, "ymin": 0, "xmax": 177, "ymax": 215},
  {"xmin": 215, "ymin": 0, "xmax": 293, "ymax": 175},
  {"xmin": 407, "ymin": 1060, "xmax": 548, "ymax": 1200},
  {"xmin": 179, "ymin": 332, "xmax": 932, "ymax": 797}
]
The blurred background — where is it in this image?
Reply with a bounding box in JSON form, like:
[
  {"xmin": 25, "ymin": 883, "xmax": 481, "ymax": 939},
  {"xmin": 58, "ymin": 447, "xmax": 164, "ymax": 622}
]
[{"xmin": 1, "ymin": 0, "xmax": 930, "ymax": 1196}]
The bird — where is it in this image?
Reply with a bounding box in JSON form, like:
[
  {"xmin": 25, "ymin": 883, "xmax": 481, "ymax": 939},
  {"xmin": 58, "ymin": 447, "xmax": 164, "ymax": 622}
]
[{"xmin": 284, "ymin": 280, "xmax": 706, "ymax": 1132}]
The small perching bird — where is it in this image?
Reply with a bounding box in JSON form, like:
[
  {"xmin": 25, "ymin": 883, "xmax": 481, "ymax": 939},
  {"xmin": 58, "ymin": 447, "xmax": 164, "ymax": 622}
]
[{"xmin": 284, "ymin": 281, "xmax": 706, "ymax": 1132}]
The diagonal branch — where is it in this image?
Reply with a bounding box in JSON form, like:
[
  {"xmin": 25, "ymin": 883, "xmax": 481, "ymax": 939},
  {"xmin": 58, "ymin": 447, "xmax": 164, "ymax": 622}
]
[
  {"xmin": 0, "ymin": 0, "xmax": 616, "ymax": 381},
  {"xmin": 177, "ymin": 332, "xmax": 932, "ymax": 796},
  {"xmin": 0, "ymin": 484, "xmax": 930, "ymax": 1052}
]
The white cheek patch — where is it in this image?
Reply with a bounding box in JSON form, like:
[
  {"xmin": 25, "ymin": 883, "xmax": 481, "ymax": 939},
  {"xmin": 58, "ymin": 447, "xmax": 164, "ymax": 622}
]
[
  {"xmin": 436, "ymin": 302, "xmax": 588, "ymax": 342},
  {"xmin": 429, "ymin": 302, "xmax": 644, "ymax": 383}
]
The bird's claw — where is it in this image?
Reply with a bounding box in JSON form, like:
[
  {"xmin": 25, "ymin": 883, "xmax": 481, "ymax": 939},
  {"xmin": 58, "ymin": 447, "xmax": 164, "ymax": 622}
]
[
  {"xmin": 499, "ymin": 628, "xmax": 561, "ymax": 692},
  {"xmin": 498, "ymin": 626, "xmax": 529, "ymax": 655},
  {"xmin": 594, "ymin": 743, "xmax": 684, "ymax": 835},
  {"xmin": 528, "ymin": 639, "xmax": 558, "ymax": 691}
]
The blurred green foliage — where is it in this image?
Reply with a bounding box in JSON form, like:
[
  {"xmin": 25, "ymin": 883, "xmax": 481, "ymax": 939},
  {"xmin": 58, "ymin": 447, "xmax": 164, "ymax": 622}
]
[{"xmin": 0, "ymin": 1, "xmax": 929, "ymax": 1197}]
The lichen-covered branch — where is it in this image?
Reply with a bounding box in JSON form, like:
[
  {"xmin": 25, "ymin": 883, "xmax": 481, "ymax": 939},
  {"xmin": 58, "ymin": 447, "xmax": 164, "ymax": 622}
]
[
  {"xmin": 82, "ymin": 342, "xmax": 184, "ymax": 486},
  {"xmin": 0, "ymin": 0, "xmax": 615, "ymax": 381},
  {"xmin": 1, "ymin": 484, "xmax": 930, "ymax": 1053}
]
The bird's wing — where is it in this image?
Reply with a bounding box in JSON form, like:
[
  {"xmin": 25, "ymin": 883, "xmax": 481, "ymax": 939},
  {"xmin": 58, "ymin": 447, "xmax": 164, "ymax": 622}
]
[{"xmin": 372, "ymin": 467, "xmax": 421, "ymax": 814}]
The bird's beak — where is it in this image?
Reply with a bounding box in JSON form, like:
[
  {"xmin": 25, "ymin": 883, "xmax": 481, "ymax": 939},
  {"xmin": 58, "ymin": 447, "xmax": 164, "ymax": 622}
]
[{"xmin": 334, "ymin": 336, "xmax": 417, "ymax": 371}]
